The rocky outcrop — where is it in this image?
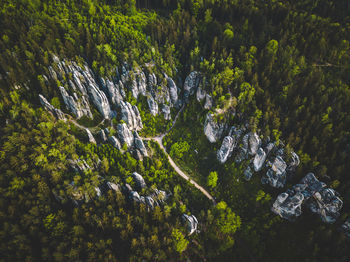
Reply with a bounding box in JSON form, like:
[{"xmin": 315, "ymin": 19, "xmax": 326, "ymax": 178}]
[
  {"xmin": 105, "ymin": 79, "xmax": 124, "ymax": 106},
  {"xmin": 204, "ymin": 113, "xmax": 226, "ymax": 143},
  {"xmin": 86, "ymin": 81, "xmax": 113, "ymax": 119},
  {"xmin": 182, "ymin": 214, "xmax": 198, "ymax": 235},
  {"xmin": 204, "ymin": 94, "xmax": 213, "ymax": 110},
  {"xmin": 341, "ymin": 219, "xmax": 350, "ymax": 239},
  {"xmin": 253, "ymin": 148, "xmax": 267, "ymax": 172},
  {"xmin": 272, "ymin": 173, "xmax": 343, "ymax": 223},
  {"xmin": 133, "ymin": 131, "xmax": 148, "ymax": 158},
  {"xmin": 243, "ymin": 165, "xmax": 254, "ymax": 181},
  {"xmin": 261, "ymin": 156, "xmax": 287, "ymax": 188},
  {"xmin": 271, "ymin": 191, "xmax": 304, "ymax": 221},
  {"xmin": 59, "ymin": 86, "xmax": 92, "ymax": 119},
  {"xmin": 120, "ymin": 101, "xmax": 143, "ymax": 131},
  {"xmin": 162, "ymin": 104, "xmax": 171, "ymax": 120},
  {"xmin": 248, "ymin": 132, "xmax": 261, "ymax": 155},
  {"xmin": 184, "ymin": 71, "xmax": 201, "ymax": 100},
  {"xmin": 196, "ymin": 86, "xmax": 206, "ymax": 102},
  {"xmin": 132, "ymin": 172, "xmax": 147, "ymax": 189},
  {"xmin": 117, "ymin": 123, "xmax": 134, "ymax": 147},
  {"xmin": 217, "ymin": 136, "xmax": 235, "ymax": 163},
  {"xmin": 39, "ymin": 94, "xmax": 66, "ymax": 120},
  {"xmin": 85, "ymin": 129, "xmax": 96, "ymax": 144},
  {"xmin": 99, "ymin": 129, "xmax": 108, "ymax": 143},
  {"xmin": 147, "ymin": 95, "xmax": 158, "ymax": 116},
  {"xmin": 108, "ymin": 136, "xmax": 122, "ymax": 150}
]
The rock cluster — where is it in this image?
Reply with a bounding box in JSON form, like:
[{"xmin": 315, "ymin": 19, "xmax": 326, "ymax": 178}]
[
  {"xmin": 120, "ymin": 101, "xmax": 143, "ymax": 131},
  {"xmin": 204, "ymin": 113, "xmax": 227, "ymax": 143},
  {"xmin": 272, "ymin": 173, "xmax": 343, "ymax": 223},
  {"xmin": 341, "ymin": 218, "xmax": 350, "ymax": 239},
  {"xmin": 182, "ymin": 214, "xmax": 198, "ymax": 235},
  {"xmin": 39, "ymin": 94, "xmax": 66, "ymax": 120}
]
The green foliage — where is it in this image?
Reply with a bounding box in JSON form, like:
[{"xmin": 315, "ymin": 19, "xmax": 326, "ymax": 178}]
[
  {"xmin": 170, "ymin": 141, "xmax": 190, "ymax": 159},
  {"xmin": 207, "ymin": 171, "xmax": 218, "ymax": 188},
  {"xmin": 171, "ymin": 229, "xmax": 188, "ymax": 254}
]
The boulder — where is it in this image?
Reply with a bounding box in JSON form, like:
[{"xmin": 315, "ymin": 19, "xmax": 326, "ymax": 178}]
[
  {"xmin": 145, "ymin": 196, "xmax": 155, "ymax": 210},
  {"xmin": 108, "ymin": 136, "xmax": 121, "ymax": 150},
  {"xmin": 147, "ymin": 95, "xmax": 158, "ymax": 116},
  {"xmin": 341, "ymin": 218, "xmax": 350, "ymax": 239},
  {"xmin": 204, "ymin": 113, "xmax": 226, "ymax": 143},
  {"xmin": 168, "ymin": 76, "xmax": 178, "ymax": 105},
  {"xmin": 117, "ymin": 123, "xmax": 134, "ymax": 147},
  {"xmin": 196, "ymin": 86, "xmax": 206, "ymax": 101},
  {"xmin": 105, "ymin": 79, "xmax": 123, "ymax": 106},
  {"xmin": 162, "ymin": 104, "xmax": 171, "ymax": 120},
  {"xmin": 98, "ymin": 129, "xmax": 108, "ymax": 143},
  {"xmin": 182, "ymin": 214, "xmax": 198, "ymax": 235},
  {"xmin": 85, "ymin": 129, "xmax": 96, "ymax": 144},
  {"xmin": 184, "ymin": 71, "xmax": 201, "ymax": 100},
  {"xmin": 287, "ymin": 151, "xmax": 300, "ymax": 171},
  {"xmin": 132, "ymin": 172, "xmax": 146, "ymax": 189},
  {"xmin": 86, "ymin": 82, "xmax": 113, "ymax": 119},
  {"xmin": 133, "ymin": 131, "xmax": 148, "ymax": 158},
  {"xmin": 204, "ymin": 94, "xmax": 213, "ymax": 110},
  {"xmin": 120, "ymin": 101, "xmax": 143, "ymax": 130},
  {"xmin": 243, "ymin": 165, "xmax": 254, "ymax": 181},
  {"xmin": 261, "ymin": 167, "xmax": 287, "ymax": 188},
  {"xmin": 59, "ymin": 86, "xmax": 92, "ymax": 119},
  {"xmin": 248, "ymin": 132, "xmax": 261, "ymax": 155},
  {"xmin": 130, "ymin": 191, "xmax": 141, "ymax": 202},
  {"xmin": 271, "ymin": 192, "xmax": 304, "ymax": 221},
  {"xmin": 217, "ymin": 136, "xmax": 235, "ymax": 163},
  {"xmin": 107, "ymin": 182, "xmax": 121, "ymax": 192},
  {"xmin": 253, "ymin": 147, "xmax": 267, "ymax": 172},
  {"xmin": 39, "ymin": 94, "xmax": 66, "ymax": 120}
]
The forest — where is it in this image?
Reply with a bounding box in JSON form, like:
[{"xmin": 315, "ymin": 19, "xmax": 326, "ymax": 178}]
[{"xmin": 0, "ymin": 0, "xmax": 349, "ymax": 261}]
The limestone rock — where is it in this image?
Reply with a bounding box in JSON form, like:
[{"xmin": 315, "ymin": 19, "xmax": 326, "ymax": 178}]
[
  {"xmin": 108, "ymin": 136, "xmax": 121, "ymax": 150},
  {"xmin": 287, "ymin": 151, "xmax": 300, "ymax": 171},
  {"xmin": 99, "ymin": 129, "xmax": 107, "ymax": 143},
  {"xmin": 182, "ymin": 214, "xmax": 198, "ymax": 235},
  {"xmin": 184, "ymin": 71, "xmax": 201, "ymax": 100},
  {"xmin": 243, "ymin": 165, "xmax": 254, "ymax": 181},
  {"xmin": 120, "ymin": 101, "xmax": 143, "ymax": 130},
  {"xmin": 59, "ymin": 86, "xmax": 92, "ymax": 119},
  {"xmin": 130, "ymin": 191, "xmax": 141, "ymax": 202},
  {"xmin": 145, "ymin": 196, "xmax": 155, "ymax": 210},
  {"xmin": 105, "ymin": 79, "xmax": 123, "ymax": 106},
  {"xmin": 162, "ymin": 104, "xmax": 171, "ymax": 120},
  {"xmin": 168, "ymin": 76, "xmax": 178, "ymax": 105},
  {"xmin": 204, "ymin": 94, "xmax": 213, "ymax": 110},
  {"xmin": 39, "ymin": 94, "xmax": 66, "ymax": 120},
  {"xmin": 196, "ymin": 86, "xmax": 206, "ymax": 101},
  {"xmin": 248, "ymin": 132, "xmax": 261, "ymax": 155},
  {"xmin": 132, "ymin": 172, "xmax": 146, "ymax": 189},
  {"xmin": 86, "ymin": 82, "xmax": 113, "ymax": 119},
  {"xmin": 117, "ymin": 123, "xmax": 134, "ymax": 147},
  {"xmin": 271, "ymin": 192, "xmax": 304, "ymax": 221},
  {"xmin": 204, "ymin": 113, "xmax": 226, "ymax": 143},
  {"xmin": 341, "ymin": 218, "xmax": 350, "ymax": 239},
  {"xmin": 261, "ymin": 156, "xmax": 287, "ymax": 188},
  {"xmin": 106, "ymin": 182, "xmax": 121, "ymax": 192},
  {"xmin": 134, "ymin": 131, "xmax": 148, "ymax": 158},
  {"xmin": 147, "ymin": 95, "xmax": 158, "ymax": 116},
  {"xmin": 85, "ymin": 129, "xmax": 96, "ymax": 144},
  {"xmin": 253, "ymin": 147, "xmax": 267, "ymax": 172},
  {"xmin": 217, "ymin": 136, "xmax": 235, "ymax": 163}
]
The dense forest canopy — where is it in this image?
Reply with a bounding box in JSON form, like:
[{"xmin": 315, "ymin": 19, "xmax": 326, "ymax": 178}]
[{"xmin": 0, "ymin": 0, "xmax": 349, "ymax": 261}]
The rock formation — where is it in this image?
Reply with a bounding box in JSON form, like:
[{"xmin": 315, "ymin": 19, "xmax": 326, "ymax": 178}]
[
  {"xmin": 217, "ymin": 136, "xmax": 235, "ymax": 163},
  {"xmin": 184, "ymin": 71, "xmax": 201, "ymax": 100},
  {"xmin": 39, "ymin": 94, "xmax": 66, "ymax": 120},
  {"xmin": 147, "ymin": 95, "xmax": 159, "ymax": 116},
  {"xmin": 204, "ymin": 113, "xmax": 226, "ymax": 143},
  {"xmin": 59, "ymin": 86, "xmax": 92, "ymax": 119},
  {"xmin": 117, "ymin": 123, "xmax": 134, "ymax": 147},
  {"xmin": 253, "ymin": 148, "xmax": 267, "ymax": 172},
  {"xmin": 341, "ymin": 218, "xmax": 350, "ymax": 239},
  {"xmin": 261, "ymin": 156, "xmax": 287, "ymax": 188},
  {"xmin": 132, "ymin": 172, "xmax": 147, "ymax": 189},
  {"xmin": 271, "ymin": 191, "xmax": 304, "ymax": 221},
  {"xmin": 182, "ymin": 214, "xmax": 198, "ymax": 235},
  {"xmin": 133, "ymin": 131, "xmax": 148, "ymax": 158},
  {"xmin": 120, "ymin": 101, "xmax": 143, "ymax": 131},
  {"xmin": 85, "ymin": 128, "xmax": 96, "ymax": 144},
  {"xmin": 204, "ymin": 94, "xmax": 213, "ymax": 110},
  {"xmin": 108, "ymin": 136, "xmax": 122, "ymax": 150}
]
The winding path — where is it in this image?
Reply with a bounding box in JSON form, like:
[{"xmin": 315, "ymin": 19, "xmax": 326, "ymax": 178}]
[{"xmin": 143, "ymin": 106, "xmax": 216, "ymax": 205}]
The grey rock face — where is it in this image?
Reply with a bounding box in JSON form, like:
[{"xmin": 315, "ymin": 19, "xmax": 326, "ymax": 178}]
[
  {"xmin": 162, "ymin": 104, "xmax": 171, "ymax": 120},
  {"xmin": 196, "ymin": 86, "xmax": 206, "ymax": 102},
  {"xmin": 99, "ymin": 129, "xmax": 107, "ymax": 143},
  {"xmin": 261, "ymin": 156, "xmax": 287, "ymax": 188},
  {"xmin": 184, "ymin": 71, "xmax": 201, "ymax": 100},
  {"xmin": 132, "ymin": 172, "xmax": 146, "ymax": 189},
  {"xmin": 133, "ymin": 131, "xmax": 148, "ymax": 158},
  {"xmin": 145, "ymin": 196, "xmax": 155, "ymax": 210},
  {"xmin": 108, "ymin": 136, "xmax": 121, "ymax": 150},
  {"xmin": 117, "ymin": 123, "xmax": 134, "ymax": 147},
  {"xmin": 253, "ymin": 147, "xmax": 267, "ymax": 172},
  {"xmin": 107, "ymin": 182, "xmax": 121, "ymax": 192},
  {"xmin": 272, "ymin": 173, "xmax": 343, "ymax": 223},
  {"xmin": 182, "ymin": 214, "xmax": 198, "ymax": 235},
  {"xmin": 341, "ymin": 218, "xmax": 350, "ymax": 239},
  {"xmin": 217, "ymin": 136, "xmax": 235, "ymax": 163},
  {"xmin": 243, "ymin": 165, "xmax": 254, "ymax": 181},
  {"xmin": 120, "ymin": 101, "xmax": 143, "ymax": 131},
  {"xmin": 105, "ymin": 79, "xmax": 123, "ymax": 106},
  {"xmin": 59, "ymin": 86, "xmax": 93, "ymax": 119},
  {"xmin": 271, "ymin": 192, "xmax": 304, "ymax": 221},
  {"xmin": 204, "ymin": 113, "xmax": 226, "ymax": 143},
  {"xmin": 39, "ymin": 94, "xmax": 66, "ymax": 120},
  {"xmin": 248, "ymin": 132, "xmax": 261, "ymax": 155},
  {"xmin": 128, "ymin": 69, "xmax": 147, "ymax": 98},
  {"xmin": 287, "ymin": 151, "xmax": 300, "ymax": 171},
  {"xmin": 85, "ymin": 129, "xmax": 96, "ymax": 144},
  {"xmin": 86, "ymin": 82, "xmax": 113, "ymax": 119},
  {"xmin": 130, "ymin": 191, "xmax": 141, "ymax": 202},
  {"xmin": 204, "ymin": 94, "xmax": 213, "ymax": 110},
  {"xmin": 147, "ymin": 95, "xmax": 158, "ymax": 116},
  {"xmin": 167, "ymin": 76, "xmax": 178, "ymax": 105}
]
